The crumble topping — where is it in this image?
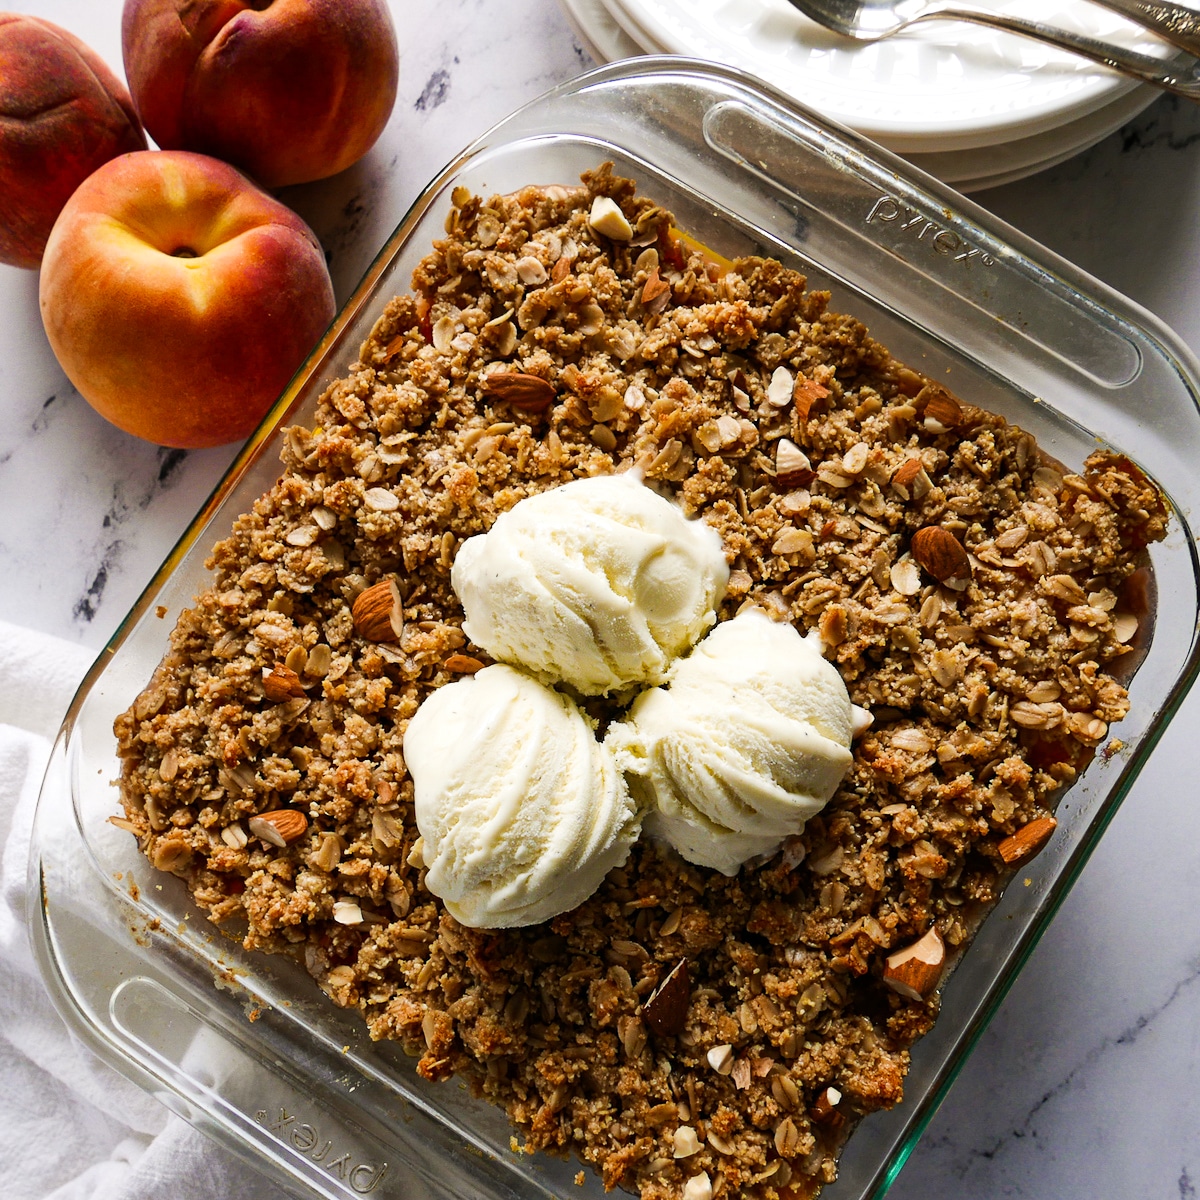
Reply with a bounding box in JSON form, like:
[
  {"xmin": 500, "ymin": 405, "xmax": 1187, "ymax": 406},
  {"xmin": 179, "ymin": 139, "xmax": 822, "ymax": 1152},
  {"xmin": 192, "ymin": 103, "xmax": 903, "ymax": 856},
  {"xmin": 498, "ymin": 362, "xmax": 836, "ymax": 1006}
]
[{"xmin": 114, "ymin": 164, "xmax": 1165, "ymax": 1199}]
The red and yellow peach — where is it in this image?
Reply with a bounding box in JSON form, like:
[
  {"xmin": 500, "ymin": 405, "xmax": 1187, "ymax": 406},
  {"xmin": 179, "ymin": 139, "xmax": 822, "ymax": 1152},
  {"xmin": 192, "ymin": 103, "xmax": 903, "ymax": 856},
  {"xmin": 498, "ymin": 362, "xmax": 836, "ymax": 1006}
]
[
  {"xmin": 40, "ymin": 149, "xmax": 336, "ymax": 448},
  {"xmin": 122, "ymin": 0, "xmax": 400, "ymax": 188},
  {"xmin": 0, "ymin": 14, "xmax": 147, "ymax": 269}
]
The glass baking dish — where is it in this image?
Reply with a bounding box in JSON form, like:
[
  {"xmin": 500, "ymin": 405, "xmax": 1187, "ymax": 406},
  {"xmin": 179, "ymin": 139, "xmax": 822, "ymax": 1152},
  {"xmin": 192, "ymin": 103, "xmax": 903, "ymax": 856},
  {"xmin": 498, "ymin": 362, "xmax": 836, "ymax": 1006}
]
[{"xmin": 30, "ymin": 57, "xmax": 1200, "ymax": 1200}]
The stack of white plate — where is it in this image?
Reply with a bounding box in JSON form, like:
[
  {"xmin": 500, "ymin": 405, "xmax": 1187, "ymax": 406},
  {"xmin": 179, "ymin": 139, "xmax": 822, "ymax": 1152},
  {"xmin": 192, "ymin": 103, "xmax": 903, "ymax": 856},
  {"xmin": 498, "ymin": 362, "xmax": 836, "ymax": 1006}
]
[{"xmin": 559, "ymin": 0, "xmax": 1165, "ymax": 189}]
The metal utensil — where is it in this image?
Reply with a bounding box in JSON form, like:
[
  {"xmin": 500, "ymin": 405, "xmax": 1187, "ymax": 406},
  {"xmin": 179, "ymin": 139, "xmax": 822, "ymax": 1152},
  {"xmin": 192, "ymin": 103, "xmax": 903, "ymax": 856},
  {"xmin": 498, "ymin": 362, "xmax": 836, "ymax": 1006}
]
[
  {"xmin": 784, "ymin": 0, "xmax": 1200, "ymax": 99},
  {"xmin": 1086, "ymin": 0, "xmax": 1200, "ymax": 58}
]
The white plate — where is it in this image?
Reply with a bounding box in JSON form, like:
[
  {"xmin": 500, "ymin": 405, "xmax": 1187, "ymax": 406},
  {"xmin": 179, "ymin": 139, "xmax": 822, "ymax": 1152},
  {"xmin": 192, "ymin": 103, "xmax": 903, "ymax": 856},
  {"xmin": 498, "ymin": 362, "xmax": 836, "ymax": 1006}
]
[
  {"xmin": 904, "ymin": 81, "xmax": 1156, "ymax": 187},
  {"xmin": 559, "ymin": 0, "xmax": 646, "ymax": 60},
  {"xmin": 599, "ymin": 0, "xmax": 1168, "ymax": 152},
  {"xmin": 558, "ymin": 0, "xmax": 1157, "ymax": 188}
]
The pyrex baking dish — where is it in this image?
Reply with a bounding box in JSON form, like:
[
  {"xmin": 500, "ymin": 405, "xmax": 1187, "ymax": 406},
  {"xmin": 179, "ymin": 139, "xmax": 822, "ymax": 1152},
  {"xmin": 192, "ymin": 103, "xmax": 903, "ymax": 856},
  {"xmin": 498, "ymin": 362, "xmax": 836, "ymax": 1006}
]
[{"xmin": 30, "ymin": 58, "xmax": 1200, "ymax": 1200}]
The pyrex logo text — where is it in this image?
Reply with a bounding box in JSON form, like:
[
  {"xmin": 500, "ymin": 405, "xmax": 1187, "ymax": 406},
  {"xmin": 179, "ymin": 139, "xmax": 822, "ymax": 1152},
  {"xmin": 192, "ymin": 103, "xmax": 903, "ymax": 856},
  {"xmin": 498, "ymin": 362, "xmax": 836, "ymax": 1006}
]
[
  {"xmin": 866, "ymin": 197, "xmax": 994, "ymax": 266},
  {"xmin": 255, "ymin": 1107, "xmax": 388, "ymax": 1193}
]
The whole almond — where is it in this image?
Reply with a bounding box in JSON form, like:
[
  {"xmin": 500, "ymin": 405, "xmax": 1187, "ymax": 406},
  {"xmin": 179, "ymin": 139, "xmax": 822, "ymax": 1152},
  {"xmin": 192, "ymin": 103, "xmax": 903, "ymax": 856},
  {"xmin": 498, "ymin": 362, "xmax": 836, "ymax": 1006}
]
[
  {"xmin": 891, "ymin": 457, "xmax": 925, "ymax": 499},
  {"xmin": 774, "ymin": 438, "xmax": 814, "ymax": 489},
  {"xmin": 809, "ymin": 1085, "xmax": 844, "ymax": 1126},
  {"xmin": 444, "ymin": 653, "xmax": 485, "ymax": 674},
  {"xmin": 793, "ymin": 377, "xmax": 830, "ymax": 422},
  {"xmin": 641, "ymin": 267, "xmax": 671, "ymax": 314},
  {"xmin": 643, "ymin": 958, "xmax": 690, "ymax": 1037},
  {"xmin": 248, "ymin": 808, "xmax": 308, "ymax": 848},
  {"xmin": 263, "ymin": 664, "xmax": 306, "ymax": 702},
  {"xmin": 482, "ymin": 371, "xmax": 556, "ymax": 413},
  {"xmin": 883, "ymin": 927, "xmax": 944, "ymax": 1001},
  {"xmin": 352, "ymin": 578, "xmax": 404, "ymax": 643},
  {"xmin": 916, "ymin": 383, "xmax": 964, "ymax": 429},
  {"xmin": 998, "ymin": 816, "xmax": 1057, "ymax": 866},
  {"xmin": 911, "ymin": 526, "xmax": 972, "ymax": 588},
  {"xmin": 588, "ymin": 195, "xmax": 633, "ymax": 240}
]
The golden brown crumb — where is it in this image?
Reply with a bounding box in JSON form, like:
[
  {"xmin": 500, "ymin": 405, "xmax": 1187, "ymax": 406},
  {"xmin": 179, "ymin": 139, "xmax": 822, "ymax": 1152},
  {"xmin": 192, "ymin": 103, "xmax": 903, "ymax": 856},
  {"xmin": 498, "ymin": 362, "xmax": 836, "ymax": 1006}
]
[{"xmin": 114, "ymin": 164, "xmax": 1163, "ymax": 1199}]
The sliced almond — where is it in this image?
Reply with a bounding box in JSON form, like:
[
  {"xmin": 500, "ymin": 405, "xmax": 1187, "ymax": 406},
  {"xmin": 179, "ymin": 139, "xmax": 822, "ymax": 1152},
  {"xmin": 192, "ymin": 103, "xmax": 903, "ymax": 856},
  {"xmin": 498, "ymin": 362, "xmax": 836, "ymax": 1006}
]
[
  {"xmin": 772, "ymin": 527, "xmax": 813, "ymax": 557},
  {"xmin": 842, "ymin": 441, "xmax": 870, "ymax": 476},
  {"xmin": 248, "ymin": 808, "xmax": 308, "ymax": 848},
  {"xmin": 286, "ymin": 525, "xmax": 320, "ymax": 547},
  {"xmin": 263, "ymin": 664, "xmax": 306, "ymax": 702},
  {"xmin": 994, "ymin": 525, "xmax": 1030, "ymax": 552},
  {"xmin": 333, "ymin": 899, "xmax": 363, "ymax": 925},
  {"xmin": 714, "ymin": 414, "xmax": 742, "ymax": 447},
  {"xmin": 305, "ymin": 643, "xmax": 332, "ymax": 677},
  {"xmin": 911, "ymin": 526, "xmax": 972, "ymax": 589},
  {"xmin": 706, "ymin": 1044, "xmax": 734, "ymax": 1074},
  {"xmin": 891, "ymin": 728, "xmax": 931, "ymax": 754},
  {"xmin": 311, "ymin": 505, "xmax": 338, "ymax": 531},
  {"xmin": 482, "ymin": 370, "xmax": 556, "ymax": 413},
  {"xmin": 883, "ymin": 927, "xmax": 944, "ymax": 1001},
  {"xmin": 220, "ymin": 822, "xmax": 248, "ymax": 849},
  {"xmin": 1112, "ymin": 611, "xmax": 1138, "ymax": 643},
  {"xmin": 889, "ymin": 557, "xmax": 921, "ymax": 596},
  {"xmin": 431, "ymin": 315, "xmax": 457, "ymax": 354},
  {"xmin": 1033, "ymin": 465, "xmax": 1064, "ymax": 491},
  {"xmin": 707, "ymin": 1129, "xmax": 736, "ymax": 1155},
  {"xmin": 514, "ymin": 255, "xmax": 547, "ymax": 285},
  {"xmin": 816, "ymin": 462, "xmax": 854, "ymax": 489},
  {"xmin": 643, "ymin": 958, "xmax": 690, "ymax": 1037},
  {"xmin": 997, "ymin": 816, "xmax": 1057, "ymax": 866},
  {"xmin": 352, "ymin": 579, "xmax": 404, "ymax": 643},
  {"xmin": 659, "ymin": 906, "xmax": 684, "ymax": 937},
  {"xmin": 363, "ymin": 487, "xmax": 399, "ymax": 513},
  {"xmin": 1068, "ymin": 713, "xmax": 1108, "ymax": 743}
]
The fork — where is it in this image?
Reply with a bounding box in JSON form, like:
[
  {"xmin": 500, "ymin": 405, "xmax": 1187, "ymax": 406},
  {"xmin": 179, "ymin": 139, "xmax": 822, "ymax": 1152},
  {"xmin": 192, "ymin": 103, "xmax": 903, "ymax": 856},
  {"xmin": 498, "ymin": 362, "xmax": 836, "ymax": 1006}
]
[
  {"xmin": 1080, "ymin": 0, "xmax": 1200, "ymax": 58},
  {"xmin": 784, "ymin": 0, "xmax": 1200, "ymax": 99}
]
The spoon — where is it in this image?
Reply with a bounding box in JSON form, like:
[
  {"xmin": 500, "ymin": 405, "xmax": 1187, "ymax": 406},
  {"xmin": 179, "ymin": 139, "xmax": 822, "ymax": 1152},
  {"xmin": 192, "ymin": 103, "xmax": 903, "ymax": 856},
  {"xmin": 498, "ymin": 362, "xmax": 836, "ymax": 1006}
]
[{"xmin": 784, "ymin": 0, "xmax": 1200, "ymax": 99}]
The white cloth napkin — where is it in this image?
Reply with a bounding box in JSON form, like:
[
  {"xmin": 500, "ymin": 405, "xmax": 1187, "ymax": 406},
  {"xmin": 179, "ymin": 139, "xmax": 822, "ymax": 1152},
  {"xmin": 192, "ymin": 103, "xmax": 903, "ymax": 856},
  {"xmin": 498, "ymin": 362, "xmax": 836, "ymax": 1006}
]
[{"xmin": 0, "ymin": 619, "xmax": 291, "ymax": 1200}]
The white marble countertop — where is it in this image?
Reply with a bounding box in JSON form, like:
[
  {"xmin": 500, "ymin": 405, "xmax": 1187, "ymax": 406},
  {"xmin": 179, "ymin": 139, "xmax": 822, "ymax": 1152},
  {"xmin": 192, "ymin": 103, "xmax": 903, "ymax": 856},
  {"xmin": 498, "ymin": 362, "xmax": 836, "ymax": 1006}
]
[{"xmin": 4, "ymin": 2, "xmax": 1200, "ymax": 1197}]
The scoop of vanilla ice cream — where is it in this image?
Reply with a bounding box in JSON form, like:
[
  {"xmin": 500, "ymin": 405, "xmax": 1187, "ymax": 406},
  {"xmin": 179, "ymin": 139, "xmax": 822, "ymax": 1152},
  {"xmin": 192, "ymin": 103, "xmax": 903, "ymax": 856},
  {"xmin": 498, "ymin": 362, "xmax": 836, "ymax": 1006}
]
[
  {"xmin": 403, "ymin": 664, "xmax": 641, "ymax": 928},
  {"xmin": 451, "ymin": 473, "xmax": 729, "ymax": 696},
  {"xmin": 606, "ymin": 609, "xmax": 855, "ymax": 875}
]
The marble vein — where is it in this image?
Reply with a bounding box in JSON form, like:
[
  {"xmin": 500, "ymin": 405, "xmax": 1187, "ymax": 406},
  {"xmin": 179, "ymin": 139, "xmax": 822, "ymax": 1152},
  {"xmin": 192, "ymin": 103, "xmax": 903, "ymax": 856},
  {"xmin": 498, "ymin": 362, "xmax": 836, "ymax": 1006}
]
[
  {"xmin": 958, "ymin": 952, "xmax": 1200, "ymax": 1172},
  {"xmin": 1119, "ymin": 96, "xmax": 1200, "ymax": 154},
  {"xmin": 415, "ymin": 67, "xmax": 452, "ymax": 112}
]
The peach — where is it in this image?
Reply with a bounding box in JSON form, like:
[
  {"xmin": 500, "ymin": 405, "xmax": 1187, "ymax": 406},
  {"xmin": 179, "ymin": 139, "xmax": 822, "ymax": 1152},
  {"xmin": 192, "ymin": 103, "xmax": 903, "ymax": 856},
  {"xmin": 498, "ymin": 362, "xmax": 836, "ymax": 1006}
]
[
  {"xmin": 0, "ymin": 14, "xmax": 147, "ymax": 269},
  {"xmin": 40, "ymin": 150, "xmax": 336, "ymax": 449},
  {"xmin": 122, "ymin": 0, "xmax": 399, "ymax": 188}
]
